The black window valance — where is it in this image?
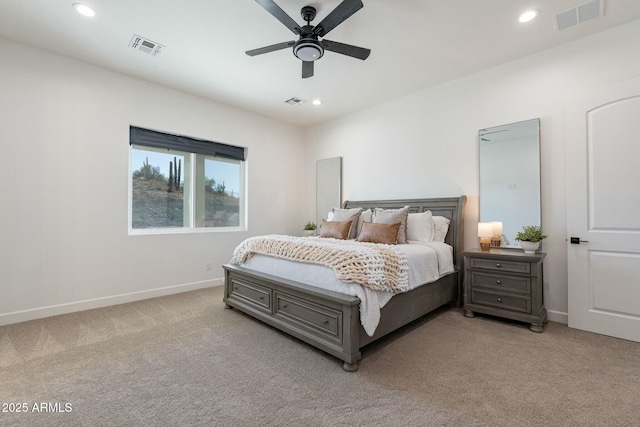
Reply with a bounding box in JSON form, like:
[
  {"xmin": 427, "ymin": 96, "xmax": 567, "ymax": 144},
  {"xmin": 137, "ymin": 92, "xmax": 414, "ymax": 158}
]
[{"xmin": 129, "ymin": 126, "xmax": 245, "ymax": 161}]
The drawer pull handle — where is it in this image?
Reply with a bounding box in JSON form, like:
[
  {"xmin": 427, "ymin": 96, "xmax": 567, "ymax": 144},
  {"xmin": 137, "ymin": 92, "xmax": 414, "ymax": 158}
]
[
  {"xmin": 259, "ymin": 296, "xmax": 264, "ymax": 300},
  {"xmin": 282, "ymin": 304, "xmax": 288, "ymax": 308},
  {"xmin": 496, "ymin": 263, "xmax": 501, "ymax": 268},
  {"xmin": 234, "ymin": 287, "xmax": 238, "ymax": 290},
  {"xmin": 496, "ymin": 280, "xmax": 502, "ymax": 285},
  {"xmin": 323, "ymin": 320, "xmax": 329, "ymax": 324},
  {"xmin": 497, "ymin": 297, "xmax": 502, "ymax": 303}
]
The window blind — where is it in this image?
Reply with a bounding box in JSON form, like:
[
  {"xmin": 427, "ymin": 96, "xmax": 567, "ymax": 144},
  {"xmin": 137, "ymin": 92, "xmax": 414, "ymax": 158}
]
[{"xmin": 129, "ymin": 126, "xmax": 245, "ymax": 161}]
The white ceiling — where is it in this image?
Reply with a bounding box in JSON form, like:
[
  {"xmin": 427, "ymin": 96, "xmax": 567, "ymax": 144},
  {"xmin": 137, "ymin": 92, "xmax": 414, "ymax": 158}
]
[{"xmin": 2, "ymin": 0, "xmax": 640, "ymax": 127}]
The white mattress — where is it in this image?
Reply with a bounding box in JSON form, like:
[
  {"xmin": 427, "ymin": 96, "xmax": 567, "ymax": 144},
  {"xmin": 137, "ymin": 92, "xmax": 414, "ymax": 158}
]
[{"xmin": 237, "ymin": 240, "xmax": 454, "ymax": 337}]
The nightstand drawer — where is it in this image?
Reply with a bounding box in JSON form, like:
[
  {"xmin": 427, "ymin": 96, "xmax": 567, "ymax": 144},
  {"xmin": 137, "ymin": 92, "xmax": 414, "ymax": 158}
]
[
  {"xmin": 467, "ymin": 258, "xmax": 531, "ymax": 274},
  {"xmin": 471, "ymin": 289, "xmax": 531, "ymax": 313},
  {"xmin": 469, "ymin": 271, "xmax": 531, "ymax": 294}
]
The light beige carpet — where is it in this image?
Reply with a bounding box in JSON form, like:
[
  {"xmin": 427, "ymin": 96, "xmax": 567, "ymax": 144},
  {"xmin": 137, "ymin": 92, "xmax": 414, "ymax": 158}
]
[{"xmin": 1, "ymin": 286, "xmax": 639, "ymax": 427}]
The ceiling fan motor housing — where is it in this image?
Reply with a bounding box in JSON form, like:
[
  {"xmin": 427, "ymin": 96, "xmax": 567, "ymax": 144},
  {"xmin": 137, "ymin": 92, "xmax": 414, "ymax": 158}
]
[{"xmin": 300, "ymin": 6, "xmax": 317, "ymax": 22}]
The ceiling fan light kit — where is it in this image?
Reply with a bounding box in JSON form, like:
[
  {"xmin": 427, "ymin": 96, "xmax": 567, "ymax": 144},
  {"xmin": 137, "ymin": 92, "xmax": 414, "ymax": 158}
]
[
  {"xmin": 247, "ymin": 0, "xmax": 371, "ymax": 78},
  {"xmin": 294, "ymin": 38, "xmax": 324, "ymax": 62}
]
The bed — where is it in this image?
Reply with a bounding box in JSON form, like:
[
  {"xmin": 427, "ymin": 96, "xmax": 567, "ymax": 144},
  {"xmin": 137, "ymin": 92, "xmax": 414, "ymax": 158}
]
[{"xmin": 223, "ymin": 196, "xmax": 466, "ymax": 371}]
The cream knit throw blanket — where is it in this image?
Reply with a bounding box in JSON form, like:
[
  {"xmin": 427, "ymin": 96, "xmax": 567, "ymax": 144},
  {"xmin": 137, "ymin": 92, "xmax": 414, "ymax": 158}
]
[{"xmin": 230, "ymin": 235, "xmax": 409, "ymax": 293}]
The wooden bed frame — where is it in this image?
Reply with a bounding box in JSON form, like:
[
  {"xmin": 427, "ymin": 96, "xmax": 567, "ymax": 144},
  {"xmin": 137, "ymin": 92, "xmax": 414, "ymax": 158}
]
[{"xmin": 223, "ymin": 196, "xmax": 466, "ymax": 371}]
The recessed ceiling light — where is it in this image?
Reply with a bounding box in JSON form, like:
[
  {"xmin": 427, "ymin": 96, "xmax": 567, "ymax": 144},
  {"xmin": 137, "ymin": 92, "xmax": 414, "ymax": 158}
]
[
  {"xmin": 312, "ymin": 99, "xmax": 322, "ymax": 106},
  {"xmin": 73, "ymin": 3, "xmax": 97, "ymax": 17},
  {"xmin": 519, "ymin": 9, "xmax": 540, "ymax": 23}
]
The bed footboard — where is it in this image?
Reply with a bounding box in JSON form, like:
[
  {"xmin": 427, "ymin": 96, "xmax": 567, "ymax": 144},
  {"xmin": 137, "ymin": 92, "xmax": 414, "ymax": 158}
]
[{"xmin": 223, "ymin": 264, "xmax": 363, "ymax": 371}]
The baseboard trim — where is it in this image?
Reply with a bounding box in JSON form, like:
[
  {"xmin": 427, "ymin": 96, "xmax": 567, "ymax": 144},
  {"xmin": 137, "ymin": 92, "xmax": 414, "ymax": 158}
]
[
  {"xmin": 547, "ymin": 309, "xmax": 568, "ymax": 324},
  {"xmin": 0, "ymin": 278, "xmax": 224, "ymax": 327}
]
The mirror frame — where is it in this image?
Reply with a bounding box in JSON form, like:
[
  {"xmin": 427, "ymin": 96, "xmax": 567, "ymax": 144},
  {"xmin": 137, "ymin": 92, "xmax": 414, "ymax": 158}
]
[
  {"xmin": 316, "ymin": 157, "xmax": 342, "ymax": 229},
  {"xmin": 479, "ymin": 118, "xmax": 541, "ymax": 247}
]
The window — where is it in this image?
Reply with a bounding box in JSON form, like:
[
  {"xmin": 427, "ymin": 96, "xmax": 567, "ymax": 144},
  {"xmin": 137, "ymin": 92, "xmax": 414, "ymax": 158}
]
[{"xmin": 129, "ymin": 126, "xmax": 246, "ymax": 232}]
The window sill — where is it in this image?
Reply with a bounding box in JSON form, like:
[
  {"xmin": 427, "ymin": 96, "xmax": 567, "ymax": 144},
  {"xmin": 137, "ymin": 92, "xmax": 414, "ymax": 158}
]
[{"xmin": 128, "ymin": 226, "xmax": 246, "ymax": 236}]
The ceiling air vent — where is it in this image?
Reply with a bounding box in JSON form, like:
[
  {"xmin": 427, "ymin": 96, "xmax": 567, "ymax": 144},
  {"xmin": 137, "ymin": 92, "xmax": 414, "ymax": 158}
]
[
  {"xmin": 129, "ymin": 35, "xmax": 164, "ymax": 56},
  {"xmin": 554, "ymin": 0, "xmax": 604, "ymax": 32},
  {"xmin": 284, "ymin": 97, "xmax": 306, "ymax": 106}
]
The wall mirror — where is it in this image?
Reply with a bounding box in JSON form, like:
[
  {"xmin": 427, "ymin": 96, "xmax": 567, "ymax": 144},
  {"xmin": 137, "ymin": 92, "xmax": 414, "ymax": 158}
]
[
  {"xmin": 316, "ymin": 157, "xmax": 342, "ymax": 228},
  {"xmin": 479, "ymin": 118, "xmax": 540, "ymax": 247}
]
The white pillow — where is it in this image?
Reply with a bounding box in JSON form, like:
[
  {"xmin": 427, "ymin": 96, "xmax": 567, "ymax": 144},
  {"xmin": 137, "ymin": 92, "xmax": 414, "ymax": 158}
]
[
  {"xmin": 432, "ymin": 216, "xmax": 451, "ymax": 243},
  {"xmin": 406, "ymin": 211, "xmax": 434, "ymax": 242}
]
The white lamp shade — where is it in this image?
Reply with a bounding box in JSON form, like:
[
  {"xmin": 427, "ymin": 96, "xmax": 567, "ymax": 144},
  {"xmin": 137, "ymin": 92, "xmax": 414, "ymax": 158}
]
[
  {"xmin": 477, "ymin": 222, "xmax": 493, "ymax": 238},
  {"xmin": 491, "ymin": 221, "xmax": 503, "ymax": 235}
]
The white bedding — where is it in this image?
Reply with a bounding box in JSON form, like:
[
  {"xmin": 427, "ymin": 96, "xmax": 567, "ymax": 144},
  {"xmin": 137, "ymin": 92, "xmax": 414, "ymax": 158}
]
[{"xmin": 237, "ymin": 240, "xmax": 454, "ymax": 337}]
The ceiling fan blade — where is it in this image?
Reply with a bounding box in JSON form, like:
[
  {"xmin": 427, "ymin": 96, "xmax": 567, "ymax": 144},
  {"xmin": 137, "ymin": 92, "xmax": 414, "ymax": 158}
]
[
  {"xmin": 255, "ymin": 0, "xmax": 302, "ymax": 35},
  {"xmin": 246, "ymin": 41, "xmax": 295, "ymax": 56},
  {"xmin": 321, "ymin": 39, "xmax": 370, "ymax": 60},
  {"xmin": 302, "ymin": 61, "xmax": 314, "ymax": 78},
  {"xmin": 312, "ymin": 0, "xmax": 363, "ymax": 37}
]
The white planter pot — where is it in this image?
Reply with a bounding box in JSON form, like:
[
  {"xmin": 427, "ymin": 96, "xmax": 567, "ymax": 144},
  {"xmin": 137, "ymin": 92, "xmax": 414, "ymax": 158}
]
[
  {"xmin": 519, "ymin": 241, "xmax": 540, "ymax": 254},
  {"xmin": 304, "ymin": 230, "xmax": 316, "ymax": 236}
]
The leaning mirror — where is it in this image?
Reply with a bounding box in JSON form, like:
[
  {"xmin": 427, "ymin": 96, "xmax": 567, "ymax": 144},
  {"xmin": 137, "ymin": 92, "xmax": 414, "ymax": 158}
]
[
  {"xmin": 316, "ymin": 157, "xmax": 342, "ymax": 229},
  {"xmin": 479, "ymin": 118, "xmax": 541, "ymax": 247}
]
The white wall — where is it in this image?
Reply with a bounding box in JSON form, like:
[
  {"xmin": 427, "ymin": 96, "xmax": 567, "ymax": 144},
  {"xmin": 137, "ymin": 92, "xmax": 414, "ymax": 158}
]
[
  {"xmin": 4, "ymin": 19, "xmax": 640, "ymax": 326},
  {"xmin": 305, "ymin": 20, "xmax": 640, "ymax": 323},
  {"xmin": 0, "ymin": 39, "xmax": 305, "ymax": 325}
]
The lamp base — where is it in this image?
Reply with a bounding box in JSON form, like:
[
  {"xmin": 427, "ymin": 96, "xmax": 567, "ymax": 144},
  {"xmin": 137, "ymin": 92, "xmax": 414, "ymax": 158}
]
[
  {"xmin": 480, "ymin": 237, "xmax": 491, "ymax": 251},
  {"xmin": 491, "ymin": 235, "xmax": 501, "ymax": 247}
]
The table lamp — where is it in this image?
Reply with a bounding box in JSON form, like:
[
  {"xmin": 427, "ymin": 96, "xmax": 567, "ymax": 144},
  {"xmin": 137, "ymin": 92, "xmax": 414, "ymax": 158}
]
[
  {"xmin": 477, "ymin": 222, "xmax": 493, "ymax": 251},
  {"xmin": 490, "ymin": 221, "xmax": 503, "ymax": 247}
]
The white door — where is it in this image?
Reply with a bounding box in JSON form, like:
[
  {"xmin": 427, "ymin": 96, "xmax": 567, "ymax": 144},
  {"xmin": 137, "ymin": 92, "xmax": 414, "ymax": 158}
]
[{"xmin": 567, "ymin": 78, "xmax": 640, "ymax": 343}]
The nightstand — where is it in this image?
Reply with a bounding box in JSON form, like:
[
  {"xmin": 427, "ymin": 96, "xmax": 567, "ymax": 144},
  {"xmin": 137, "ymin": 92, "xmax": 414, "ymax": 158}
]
[{"xmin": 463, "ymin": 248, "xmax": 546, "ymax": 332}]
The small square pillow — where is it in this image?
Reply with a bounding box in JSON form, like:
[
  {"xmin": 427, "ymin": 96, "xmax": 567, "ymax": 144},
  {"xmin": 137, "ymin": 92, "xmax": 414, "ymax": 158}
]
[
  {"xmin": 331, "ymin": 207, "xmax": 362, "ymax": 239},
  {"xmin": 433, "ymin": 216, "xmax": 451, "ymax": 243},
  {"xmin": 406, "ymin": 211, "xmax": 435, "ymax": 242},
  {"xmin": 357, "ymin": 221, "xmax": 401, "ymax": 245},
  {"xmin": 319, "ymin": 219, "xmax": 352, "ymax": 240},
  {"xmin": 373, "ymin": 206, "xmax": 410, "ymax": 244},
  {"xmin": 356, "ymin": 209, "xmax": 373, "ymax": 239}
]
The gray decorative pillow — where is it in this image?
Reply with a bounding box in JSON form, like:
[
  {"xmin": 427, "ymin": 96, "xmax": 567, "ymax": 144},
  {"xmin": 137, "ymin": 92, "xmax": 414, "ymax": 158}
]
[
  {"xmin": 373, "ymin": 206, "xmax": 410, "ymax": 244},
  {"xmin": 331, "ymin": 207, "xmax": 363, "ymax": 239}
]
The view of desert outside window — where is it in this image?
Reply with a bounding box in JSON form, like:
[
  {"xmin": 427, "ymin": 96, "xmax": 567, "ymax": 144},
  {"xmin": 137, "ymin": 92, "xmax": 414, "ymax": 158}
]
[{"xmin": 131, "ymin": 148, "xmax": 241, "ymax": 228}]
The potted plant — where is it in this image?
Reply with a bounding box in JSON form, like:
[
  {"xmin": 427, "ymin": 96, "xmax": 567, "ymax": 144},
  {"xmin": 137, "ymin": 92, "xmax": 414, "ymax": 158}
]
[
  {"xmin": 303, "ymin": 221, "xmax": 317, "ymax": 236},
  {"xmin": 515, "ymin": 225, "xmax": 548, "ymax": 254}
]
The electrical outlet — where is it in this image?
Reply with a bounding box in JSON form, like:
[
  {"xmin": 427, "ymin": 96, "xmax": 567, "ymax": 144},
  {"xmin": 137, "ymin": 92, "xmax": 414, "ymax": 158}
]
[{"xmin": 205, "ymin": 262, "xmax": 212, "ymax": 271}]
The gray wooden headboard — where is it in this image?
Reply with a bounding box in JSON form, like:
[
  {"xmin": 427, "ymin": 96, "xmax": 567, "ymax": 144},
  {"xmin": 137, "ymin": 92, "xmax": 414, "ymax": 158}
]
[{"xmin": 342, "ymin": 196, "xmax": 467, "ymax": 270}]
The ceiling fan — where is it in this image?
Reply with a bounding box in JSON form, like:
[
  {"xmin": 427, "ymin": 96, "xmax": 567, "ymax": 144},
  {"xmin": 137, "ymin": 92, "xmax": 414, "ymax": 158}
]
[{"xmin": 246, "ymin": 0, "xmax": 371, "ymax": 78}]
